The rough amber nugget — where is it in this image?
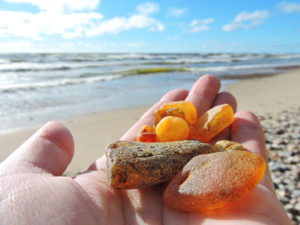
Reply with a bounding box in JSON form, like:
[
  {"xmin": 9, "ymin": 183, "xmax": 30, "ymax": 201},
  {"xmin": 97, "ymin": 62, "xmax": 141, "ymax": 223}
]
[
  {"xmin": 213, "ymin": 140, "xmax": 246, "ymax": 152},
  {"xmin": 156, "ymin": 116, "xmax": 189, "ymax": 142},
  {"xmin": 154, "ymin": 107, "xmax": 185, "ymax": 126},
  {"xmin": 163, "ymin": 150, "xmax": 266, "ymax": 213},
  {"xmin": 195, "ymin": 104, "xmax": 234, "ymax": 142},
  {"xmin": 160, "ymin": 101, "xmax": 198, "ymax": 124},
  {"xmin": 137, "ymin": 125, "xmax": 154, "ymax": 133},
  {"xmin": 106, "ymin": 140, "xmax": 213, "ymax": 189},
  {"xmin": 137, "ymin": 132, "xmax": 157, "ymax": 142},
  {"xmin": 136, "ymin": 125, "xmax": 156, "ymax": 142}
]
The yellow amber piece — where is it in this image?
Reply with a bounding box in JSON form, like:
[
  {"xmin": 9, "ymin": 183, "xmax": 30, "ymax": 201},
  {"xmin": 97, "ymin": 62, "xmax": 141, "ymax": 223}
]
[
  {"xmin": 213, "ymin": 140, "xmax": 246, "ymax": 152},
  {"xmin": 156, "ymin": 116, "xmax": 189, "ymax": 142},
  {"xmin": 154, "ymin": 107, "xmax": 185, "ymax": 126},
  {"xmin": 163, "ymin": 150, "xmax": 266, "ymax": 213},
  {"xmin": 160, "ymin": 101, "xmax": 198, "ymax": 124},
  {"xmin": 195, "ymin": 104, "xmax": 234, "ymax": 142},
  {"xmin": 138, "ymin": 125, "xmax": 155, "ymax": 133}
]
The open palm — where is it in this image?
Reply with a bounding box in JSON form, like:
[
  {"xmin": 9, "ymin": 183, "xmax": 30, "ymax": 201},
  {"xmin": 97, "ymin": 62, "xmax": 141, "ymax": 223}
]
[{"xmin": 0, "ymin": 75, "xmax": 291, "ymax": 225}]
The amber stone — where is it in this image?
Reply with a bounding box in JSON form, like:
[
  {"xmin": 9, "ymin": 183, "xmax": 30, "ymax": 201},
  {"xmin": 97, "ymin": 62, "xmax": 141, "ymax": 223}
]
[
  {"xmin": 154, "ymin": 107, "xmax": 185, "ymax": 126},
  {"xmin": 156, "ymin": 116, "xmax": 190, "ymax": 142},
  {"xmin": 106, "ymin": 140, "xmax": 214, "ymax": 190},
  {"xmin": 137, "ymin": 132, "xmax": 157, "ymax": 142},
  {"xmin": 160, "ymin": 101, "xmax": 198, "ymax": 124},
  {"xmin": 195, "ymin": 104, "xmax": 234, "ymax": 142},
  {"xmin": 163, "ymin": 150, "xmax": 266, "ymax": 212}
]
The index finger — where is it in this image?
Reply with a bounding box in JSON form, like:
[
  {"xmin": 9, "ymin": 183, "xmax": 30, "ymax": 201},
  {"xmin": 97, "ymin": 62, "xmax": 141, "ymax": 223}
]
[{"xmin": 185, "ymin": 74, "xmax": 221, "ymax": 116}]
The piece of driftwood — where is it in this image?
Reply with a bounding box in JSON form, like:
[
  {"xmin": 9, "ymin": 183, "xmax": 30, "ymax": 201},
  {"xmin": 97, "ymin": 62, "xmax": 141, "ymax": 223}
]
[{"xmin": 106, "ymin": 140, "xmax": 215, "ymax": 190}]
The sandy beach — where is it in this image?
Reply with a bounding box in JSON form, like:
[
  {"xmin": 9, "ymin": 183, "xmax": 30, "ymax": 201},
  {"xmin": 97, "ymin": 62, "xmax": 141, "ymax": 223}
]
[{"xmin": 1, "ymin": 69, "xmax": 300, "ymax": 174}]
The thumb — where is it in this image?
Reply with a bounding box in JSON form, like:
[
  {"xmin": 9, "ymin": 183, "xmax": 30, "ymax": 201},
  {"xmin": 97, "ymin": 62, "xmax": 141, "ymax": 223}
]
[
  {"xmin": 231, "ymin": 111, "xmax": 275, "ymax": 193},
  {"xmin": 0, "ymin": 121, "xmax": 74, "ymax": 176}
]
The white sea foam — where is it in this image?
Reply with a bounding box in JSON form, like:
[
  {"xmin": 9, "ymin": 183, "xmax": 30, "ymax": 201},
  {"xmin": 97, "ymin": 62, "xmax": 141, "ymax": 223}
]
[
  {"xmin": 0, "ymin": 74, "xmax": 121, "ymax": 92},
  {"xmin": 0, "ymin": 62, "xmax": 104, "ymax": 72}
]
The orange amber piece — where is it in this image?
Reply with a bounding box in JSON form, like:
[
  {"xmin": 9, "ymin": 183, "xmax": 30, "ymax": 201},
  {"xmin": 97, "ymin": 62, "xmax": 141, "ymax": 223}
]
[
  {"xmin": 195, "ymin": 104, "xmax": 234, "ymax": 142},
  {"xmin": 156, "ymin": 116, "xmax": 189, "ymax": 142},
  {"xmin": 137, "ymin": 132, "xmax": 157, "ymax": 142},
  {"xmin": 138, "ymin": 125, "xmax": 155, "ymax": 133},
  {"xmin": 187, "ymin": 124, "xmax": 199, "ymax": 140},
  {"xmin": 154, "ymin": 107, "xmax": 185, "ymax": 126},
  {"xmin": 136, "ymin": 125, "xmax": 156, "ymax": 142},
  {"xmin": 163, "ymin": 150, "xmax": 266, "ymax": 213},
  {"xmin": 160, "ymin": 101, "xmax": 198, "ymax": 124}
]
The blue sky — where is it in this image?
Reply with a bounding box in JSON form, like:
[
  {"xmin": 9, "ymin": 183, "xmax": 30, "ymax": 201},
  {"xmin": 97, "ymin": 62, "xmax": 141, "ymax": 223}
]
[{"xmin": 0, "ymin": 0, "xmax": 299, "ymax": 53}]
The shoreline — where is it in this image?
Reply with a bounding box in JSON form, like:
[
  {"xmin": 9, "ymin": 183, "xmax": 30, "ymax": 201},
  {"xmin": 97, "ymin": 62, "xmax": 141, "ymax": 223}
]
[
  {"xmin": 0, "ymin": 67, "xmax": 297, "ymax": 135},
  {"xmin": 0, "ymin": 69, "xmax": 300, "ymax": 174}
]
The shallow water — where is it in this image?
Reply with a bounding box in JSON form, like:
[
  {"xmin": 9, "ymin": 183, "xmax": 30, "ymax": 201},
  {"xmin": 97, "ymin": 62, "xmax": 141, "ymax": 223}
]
[{"xmin": 0, "ymin": 53, "xmax": 299, "ymax": 132}]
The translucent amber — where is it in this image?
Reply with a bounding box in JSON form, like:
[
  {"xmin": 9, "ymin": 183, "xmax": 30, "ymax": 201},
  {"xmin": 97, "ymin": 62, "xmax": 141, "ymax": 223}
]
[
  {"xmin": 187, "ymin": 125, "xmax": 199, "ymax": 140},
  {"xmin": 156, "ymin": 116, "xmax": 189, "ymax": 142},
  {"xmin": 160, "ymin": 101, "xmax": 198, "ymax": 125},
  {"xmin": 154, "ymin": 107, "xmax": 185, "ymax": 126},
  {"xmin": 195, "ymin": 104, "xmax": 234, "ymax": 142},
  {"xmin": 137, "ymin": 132, "xmax": 157, "ymax": 142},
  {"xmin": 163, "ymin": 150, "xmax": 266, "ymax": 213},
  {"xmin": 138, "ymin": 125, "xmax": 155, "ymax": 133},
  {"xmin": 213, "ymin": 140, "xmax": 246, "ymax": 152},
  {"xmin": 136, "ymin": 125, "xmax": 156, "ymax": 142}
]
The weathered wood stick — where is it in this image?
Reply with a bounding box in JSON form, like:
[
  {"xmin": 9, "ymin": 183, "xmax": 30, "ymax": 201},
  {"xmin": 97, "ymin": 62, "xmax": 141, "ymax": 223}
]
[{"xmin": 106, "ymin": 140, "xmax": 216, "ymax": 190}]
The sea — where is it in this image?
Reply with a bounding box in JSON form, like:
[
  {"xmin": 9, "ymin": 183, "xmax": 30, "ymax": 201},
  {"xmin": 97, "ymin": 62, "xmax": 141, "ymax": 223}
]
[{"xmin": 1, "ymin": 52, "xmax": 300, "ymax": 133}]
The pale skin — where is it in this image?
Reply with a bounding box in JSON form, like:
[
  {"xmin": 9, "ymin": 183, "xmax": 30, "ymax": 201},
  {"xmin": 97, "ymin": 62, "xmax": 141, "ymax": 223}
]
[{"xmin": 0, "ymin": 75, "xmax": 292, "ymax": 225}]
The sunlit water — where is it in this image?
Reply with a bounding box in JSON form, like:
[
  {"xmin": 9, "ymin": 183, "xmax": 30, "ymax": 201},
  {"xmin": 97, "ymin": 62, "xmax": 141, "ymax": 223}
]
[{"xmin": 1, "ymin": 53, "xmax": 299, "ymax": 132}]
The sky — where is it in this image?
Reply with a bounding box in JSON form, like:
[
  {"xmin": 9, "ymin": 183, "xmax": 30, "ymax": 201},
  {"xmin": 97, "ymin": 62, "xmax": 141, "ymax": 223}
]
[{"xmin": 0, "ymin": 0, "xmax": 299, "ymax": 53}]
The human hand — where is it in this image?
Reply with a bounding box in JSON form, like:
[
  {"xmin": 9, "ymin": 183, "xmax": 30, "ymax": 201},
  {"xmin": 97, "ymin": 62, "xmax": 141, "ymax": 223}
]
[{"xmin": 0, "ymin": 75, "xmax": 292, "ymax": 225}]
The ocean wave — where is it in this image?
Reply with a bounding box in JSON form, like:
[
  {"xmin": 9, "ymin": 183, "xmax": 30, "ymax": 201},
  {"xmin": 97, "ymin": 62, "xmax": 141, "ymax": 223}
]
[
  {"xmin": 0, "ymin": 59, "xmax": 9, "ymax": 64},
  {"xmin": 0, "ymin": 74, "xmax": 121, "ymax": 93},
  {"xmin": 1, "ymin": 53, "xmax": 299, "ymax": 72},
  {"xmin": 273, "ymin": 54, "xmax": 300, "ymax": 59},
  {"xmin": 0, "ymin": 62, "xmax": 103, "ymax": 72}
]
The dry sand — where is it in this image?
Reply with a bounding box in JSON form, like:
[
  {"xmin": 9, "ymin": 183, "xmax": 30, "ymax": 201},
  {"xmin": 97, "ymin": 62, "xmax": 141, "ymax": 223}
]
[{"xmin": 1, "ymin": 69, "xmax": 300, "ymax": 174}]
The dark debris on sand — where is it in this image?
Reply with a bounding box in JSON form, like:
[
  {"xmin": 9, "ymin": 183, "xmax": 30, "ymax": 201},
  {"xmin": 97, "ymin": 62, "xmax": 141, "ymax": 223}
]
[{"xmin": 259, "ymin": 106, "xmax": 300, "ymax": 224}]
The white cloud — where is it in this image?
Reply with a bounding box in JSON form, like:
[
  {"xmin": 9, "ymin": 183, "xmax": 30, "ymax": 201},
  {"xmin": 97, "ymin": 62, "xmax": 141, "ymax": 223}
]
[
  {"xmin": 277, "ymin": 2, "xmax": 300, "ymax": 13},
  {"xmin": 136, "ymin": 2, "xmax": 159, "ymax": 15},
  {"xmin": 168, "ymin": 8, "xmax": 187, "ymax": 17},
  {"xmin": 85, "ymin": 3, "xmax": 164, "ymax": 37},
  {"xmin": 5, "ymin": 0, "xmax": 100, "ymax": 13},
  {"xmin": 0, "ymin": 1, "xmax": 164, "ymax": 39},
  {"xmin": 0, "ymin": 10, "xmax": 103, "ymax": 39},
  {"xmin": 189, "ymin": 18, "xmax": 214, "ymax": 32},
  {"xmin": 222, "ymin": 10, "xmax": 269, "ymax": 31}
]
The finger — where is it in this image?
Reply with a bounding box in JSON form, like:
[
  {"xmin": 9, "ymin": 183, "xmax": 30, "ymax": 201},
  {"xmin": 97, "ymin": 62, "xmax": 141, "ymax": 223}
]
[
  {"xmin": 231, "ymin": 111, "xmax": 266, "ymax": 158},
  {"xmin": 231, "ymin": 111, "xmax": 275, "ymax": 192},
  {"xmin": 0, "ymin": 121, "xmax": 74, "ymax": 176},
  {"xmin": 210, "ymin": 91, "xmax": 237, "ymax": 143},
  {"xmin": 213, "ymin": 91, "xmax": 237, "ymax": 112},
  {"xmin": 87, "ymin": 154, "xmax": 106, "ymax": 171},
  {"xmin": 121, "ymin": 88, "xmax": 189, "ymax": 141},
  {"xmin": 185, "ymin": 74, "xmax": 221, "ymax": 116}
]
